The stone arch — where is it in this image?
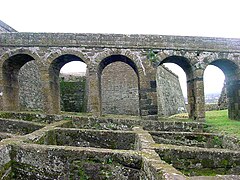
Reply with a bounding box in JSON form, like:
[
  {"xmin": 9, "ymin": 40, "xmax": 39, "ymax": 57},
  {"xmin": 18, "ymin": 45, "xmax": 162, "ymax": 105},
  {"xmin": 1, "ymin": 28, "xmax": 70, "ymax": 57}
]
[
  {"xmin": 0, "ymin": 48, "xmax": 40, "ymax": 66},
  {"xmin": 157, "ymin": 50, "xmax": 193, "ymax": 74},
  {"xmin": 0, "ymin": 48, "xmax": 41, "ymax": 111},
  {"xmin": 98, "ymin": 54, "xmax": 139, "ymax": 76},
  {"xmin": 95, "ymin": 49, "xmax": 144, "ymax": 77},
  {"xmin": 44, "ymin": 49, "xmax": 89, "ymax": 67},
  {"xmin": 98, "ymin": 53, "xmax": 140, "ymax": 115},
  {"xmin": 203, "ymin": 54, "xmax": 240, "ymax": 120},
  {"xmin": 203, "ymin": 53, "xmax": 239, "ymax": 78},
  {"xmin": 44, "ymin": 51, "xmax": 89, "ymax": 114}
]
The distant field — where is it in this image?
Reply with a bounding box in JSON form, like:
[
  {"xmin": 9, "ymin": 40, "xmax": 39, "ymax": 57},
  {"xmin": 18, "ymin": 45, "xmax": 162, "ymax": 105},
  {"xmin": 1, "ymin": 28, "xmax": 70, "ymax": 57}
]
[{"xmin": 205, "ymin": 110, "xmax": 240, "ymax": 139}]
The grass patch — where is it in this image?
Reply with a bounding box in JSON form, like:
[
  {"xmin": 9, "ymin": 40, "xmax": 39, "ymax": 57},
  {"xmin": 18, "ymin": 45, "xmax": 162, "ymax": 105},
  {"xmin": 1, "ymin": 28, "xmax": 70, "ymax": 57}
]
[{"xmin": 205, "ymin": 110, "xmax": 240, "ymax": 139}]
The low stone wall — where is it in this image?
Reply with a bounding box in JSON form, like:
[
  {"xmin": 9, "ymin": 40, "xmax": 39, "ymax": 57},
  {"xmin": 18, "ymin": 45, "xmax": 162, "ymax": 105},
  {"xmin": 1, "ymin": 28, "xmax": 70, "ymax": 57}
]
[
  {"xmin": 156, "ymin": 145, "xmax": 240, "ymax": 176},
  {"xmin": 72, "ymin": 116, "xmax": 205, "ymax": 132},
  {"xmin": 0, "ymin": 111, "xmax": 238, "ymax": 179},
  {"xmin": 151, "ymin": 131, "xmax": 240, "ymax": 151},
  {"xmin": 39, "ymin": 128, "xmax": 136, "ymax": 150},
  {"xmin": 151, "ymin": 132, "xmax": 224, "ymax": 149},
  {"xmin": 9, "ymin": 144, "xmax": 143, "ymax": 179},
  {"xmin": 0, "ymin": 118, "xmax": 44, "ymax": 135},
  {"xmin": 0, "ymin": 111, "xmax": 64, "ymax": 124}
]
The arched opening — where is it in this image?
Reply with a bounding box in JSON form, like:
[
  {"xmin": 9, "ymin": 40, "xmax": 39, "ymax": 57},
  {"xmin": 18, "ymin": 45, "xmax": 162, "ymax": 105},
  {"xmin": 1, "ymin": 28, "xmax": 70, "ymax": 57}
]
[
  {"xmin": 2, "ymin": 54, "xmax": 35, "ymax": 111},
  {"xmin": 204, "ymin": 59, "xmax": 238, "ymax": 119},
  {"xmin": 98, "ymin": 55, "xmax": 140, "ymax": 116},
  {"xmin": 204, "ymin": 65, "xmax": 225, "ymax": 110},
  {"xmin": 49, "ymin": 54, "xmax": 88, "ymax": 113},
  {"xmin": 158, "ymin": 56, "xmax": 191, "ymax": 117}
]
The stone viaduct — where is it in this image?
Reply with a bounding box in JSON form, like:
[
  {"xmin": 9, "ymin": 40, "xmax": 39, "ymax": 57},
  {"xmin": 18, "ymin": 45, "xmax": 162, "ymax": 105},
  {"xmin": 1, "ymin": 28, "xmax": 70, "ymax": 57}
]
[{"xmin": 0, "ymin": 33, "xmax": 240, "ymax": 121}]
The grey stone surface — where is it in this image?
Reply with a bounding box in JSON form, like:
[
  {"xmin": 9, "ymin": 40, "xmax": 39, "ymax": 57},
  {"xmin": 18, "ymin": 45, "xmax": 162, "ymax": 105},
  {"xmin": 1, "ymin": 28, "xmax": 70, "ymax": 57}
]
[
  {"xmin": 1, "ymin": 33, "xmax": 240, "ymax": 52},
  {"xmin": 19, "ymin": 61, "xmax": 44, "ymax": 111},
  {"xmin": 157, "ymin": 65, "xmax": 186, "ymax": 116},
  {"xmin": 1, "ymin": 22, "xmax": 240, "ymax": 120},
  {"xmin": 59, "ymin": 74, "xmax": 87, "ymax": 112},
  {"xmin": 101, "ymin": 61, "xmax": 139, "ymax": 115}
]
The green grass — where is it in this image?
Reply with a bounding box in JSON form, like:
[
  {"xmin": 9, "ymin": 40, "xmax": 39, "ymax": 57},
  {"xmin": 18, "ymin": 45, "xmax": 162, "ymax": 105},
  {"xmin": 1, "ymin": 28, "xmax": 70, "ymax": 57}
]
[{"xmin": 205, "ymin": 110, "xmax": 240, "ymax": 139}]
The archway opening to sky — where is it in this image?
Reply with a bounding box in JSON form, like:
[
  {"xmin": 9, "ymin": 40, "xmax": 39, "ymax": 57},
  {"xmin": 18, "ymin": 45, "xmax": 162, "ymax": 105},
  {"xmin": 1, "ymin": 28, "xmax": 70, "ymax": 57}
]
[
  {"xmin": 157, "ymin": 59, "xmax": 188, "ymax": 117},
  {"xmin": 204, "ymin": 65, "xmax": 225, "ymax": 109},
  {"xmin": 60, "ymin": 61, "xmax": 87, "ymax": 76},
  {"xmin": 59, "ymin": 60, "xmax": 88, "ymax": 113},
  {"xmin": 204, "ymin": 59, "xmax": 239, "ymax": 119}
]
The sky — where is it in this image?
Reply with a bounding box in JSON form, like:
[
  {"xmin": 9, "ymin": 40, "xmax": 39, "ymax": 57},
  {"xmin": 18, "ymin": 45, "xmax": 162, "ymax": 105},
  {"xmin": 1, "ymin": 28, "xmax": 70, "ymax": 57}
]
[{"xmin": 1, "ymin": 0, "xmax": 239, "ymax": 95}]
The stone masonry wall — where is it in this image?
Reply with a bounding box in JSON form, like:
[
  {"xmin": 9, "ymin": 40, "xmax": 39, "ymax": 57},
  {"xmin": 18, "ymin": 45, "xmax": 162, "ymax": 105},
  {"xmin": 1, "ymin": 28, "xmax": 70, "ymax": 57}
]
[
  {"xmin": 1, "ymin": 31, "xmax": 240, "ymax": 119},
  {"xmin": 218, "ymin": 81, "xmax": 228, "ymax": 110},
  {"xmin": 157, "ymin": 65, "xmax": 186, "ymax": 116},
  {"xmin": 60, "ymin": 74, "xmax": 87, "ymax": 112},
  {"xmin": 19, "ymin": 61, "xmax": 44, "ymax": 111},
  {"xmin": 18, "ymin": 61, "xmax": 186, "ymax": 116},
  {"xmin": 101, "ymin": 61, "xmax": 139, "ymax": 115}
]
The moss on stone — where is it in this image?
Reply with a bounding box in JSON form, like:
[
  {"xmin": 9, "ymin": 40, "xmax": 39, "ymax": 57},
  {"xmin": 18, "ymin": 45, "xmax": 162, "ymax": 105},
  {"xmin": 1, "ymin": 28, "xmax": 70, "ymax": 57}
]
[
  {"xmin": 0, "ymin": 161, "xmax": 13, "ymax": 179},
  {"xmin": 182, "ymin": 168, "xmax": 218, "ymax": 176},
  {"xmin": 60, "ymin": 78, "xmax": 87, "ymax": 113},
  {"xmin": 45, "ymin": 130, "xmax": 57, "ymax": 145},
  {"xmin": 201, "ymin": 159, "xmax": 214, "ymax": 168}
]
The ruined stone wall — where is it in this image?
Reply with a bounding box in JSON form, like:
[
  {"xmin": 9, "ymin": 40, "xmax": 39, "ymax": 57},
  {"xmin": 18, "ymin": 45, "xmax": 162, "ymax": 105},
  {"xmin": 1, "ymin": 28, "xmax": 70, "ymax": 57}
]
[
  {"xmin": 157, "ymin": 65, "xmax": 186, "ymax": 116},
  {"xmin": 101, "ymin": 61, "xmax": 139, "ymax": 115},
  {"xmin": 60, "ymin": 74, "xmax": 87, "ymax": 112},
  {"xmin": 218, "ymin": 81, "xmax": 228, "ymax": 110}
]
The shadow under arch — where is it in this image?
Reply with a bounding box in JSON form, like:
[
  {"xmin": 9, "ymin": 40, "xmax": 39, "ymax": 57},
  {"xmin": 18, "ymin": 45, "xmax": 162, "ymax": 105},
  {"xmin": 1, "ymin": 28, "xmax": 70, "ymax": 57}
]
[
  {"xmin": 48, "ymin": 54, "xmax": 88, "ymax": 113},
  {"xmin": 98, "ymin": 55, "xmax": 139, "ymax": 76},
  {"xmin": 205, "ymin": 59, "xmax": 239, "ymax": 119},
  {"xmin": 98, "ymin": 54, "xmax": 140, "ymax": 116},
  {"xmin": 158, "ymin": 55, "xmax": 193, "ymax": 118},
  {"xmin": 1, "ymin": 54, "xmax": 36, "ymax": 111},
  {"xmin": 159, "ymin": 55, "xmax": 192, "ymax": 74},
  {"xmin": 209, "ymin": 59, "xmax": 238, "ymax": 78}
]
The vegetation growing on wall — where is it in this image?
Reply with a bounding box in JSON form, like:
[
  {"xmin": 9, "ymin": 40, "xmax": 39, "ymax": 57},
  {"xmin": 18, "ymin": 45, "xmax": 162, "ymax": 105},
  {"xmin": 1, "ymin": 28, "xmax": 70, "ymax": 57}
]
[
  {"xmin": 60, "ymin": 77, "xmax": 87, "ymax": 113},
  {"xmin": 147, "ymin": 49, "xmax": 159, "ymax": 66}
]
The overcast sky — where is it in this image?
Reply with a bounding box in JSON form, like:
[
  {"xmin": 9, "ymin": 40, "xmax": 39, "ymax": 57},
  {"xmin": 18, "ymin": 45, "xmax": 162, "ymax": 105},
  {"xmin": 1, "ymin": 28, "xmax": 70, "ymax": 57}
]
[{"xmin": 1, "ymin": 0, "xmax": 238, "ymax": 95}]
